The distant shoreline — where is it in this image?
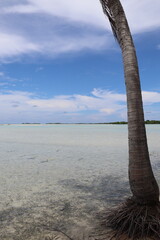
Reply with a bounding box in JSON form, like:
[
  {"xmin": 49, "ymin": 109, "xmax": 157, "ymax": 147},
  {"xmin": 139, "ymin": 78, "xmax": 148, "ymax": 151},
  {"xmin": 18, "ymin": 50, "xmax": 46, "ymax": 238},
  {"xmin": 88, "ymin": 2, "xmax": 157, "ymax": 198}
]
[{"xmin": 1, "ymin": 120, "xmax": 160, "ymax": 125}]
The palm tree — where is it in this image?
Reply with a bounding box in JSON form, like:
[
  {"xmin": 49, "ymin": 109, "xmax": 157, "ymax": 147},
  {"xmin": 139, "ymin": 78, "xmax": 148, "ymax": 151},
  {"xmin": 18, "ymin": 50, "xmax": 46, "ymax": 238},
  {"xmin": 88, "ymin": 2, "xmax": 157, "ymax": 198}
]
[{"xmin": 99, "ymin": 0, "xmax": 160, "ymax": 238}]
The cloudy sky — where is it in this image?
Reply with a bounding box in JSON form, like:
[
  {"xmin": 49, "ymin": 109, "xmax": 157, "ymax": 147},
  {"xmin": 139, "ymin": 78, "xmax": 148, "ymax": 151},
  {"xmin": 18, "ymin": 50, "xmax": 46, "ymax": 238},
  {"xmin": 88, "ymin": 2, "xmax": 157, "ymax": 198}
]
[{"xmin": 0, "ymin": 0, "xmax": 160, "ymax": 123}]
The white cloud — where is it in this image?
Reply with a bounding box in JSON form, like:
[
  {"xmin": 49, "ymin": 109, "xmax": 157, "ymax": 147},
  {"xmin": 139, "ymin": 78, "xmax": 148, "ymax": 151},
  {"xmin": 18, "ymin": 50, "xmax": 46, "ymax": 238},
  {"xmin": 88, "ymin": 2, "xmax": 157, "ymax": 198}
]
[
  {"xmin": 0, "ymin": 30, "xmax": 110, "ymax": 62},
  {"xmin": 0, "ymin": 70, "xmax": 23, "ymax": 87},
  {"xmin": 142, "ymin": 91, "xmax": 160, "ymax": 104},
  {"xmin": 0, "ymin": 72, "xmax": 5, "ymax": 77},
  {"xmin": 100, "ymin": 108, "xmax": 115, "ymax": 114},
  {"xmin": 3, "ymin": 0, "xmax": 160, "ymax": 33},
  {"xmin": 92, "ymin": 88, "xmax": 126, "ymax": 101},
  {"xmin": 0, "ymin": 0, "xmax": 111, "ymax": 61},
  {"xmin": 0, "ymin": 0, "xmax": 159, "ymax": 61},
  {"xmin": 0, "ymin": 32, "xmax": 39, "ymax": 59},
  {"xmin": 38, "ymin": 34, "xmax": 110, "ymax": 56},
  {"xmin": 3, "ymin": 4, "xmax": 38, "ymax": 14},
  {"xmin": 3, "ymin": 0, "xmax": 106, "ymax": 29},
  {"xmin": 0, "ymin": 82, "xmax": 9, "ymax": 86},
  {"xmin": 0, "ymin": 89, "xmax": 159, "ymax": 123},
  {"xmin": 122, "ymin": 0, "xmax": 160, "ymax": 33}
]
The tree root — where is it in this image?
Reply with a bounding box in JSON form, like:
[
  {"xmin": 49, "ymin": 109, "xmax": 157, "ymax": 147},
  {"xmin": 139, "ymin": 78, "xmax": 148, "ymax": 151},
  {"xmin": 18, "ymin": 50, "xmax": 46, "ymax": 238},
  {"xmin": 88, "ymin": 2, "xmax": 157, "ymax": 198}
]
[{"xmin": 102, "ymin": 198, "xmax": 160, "ymax": 240}]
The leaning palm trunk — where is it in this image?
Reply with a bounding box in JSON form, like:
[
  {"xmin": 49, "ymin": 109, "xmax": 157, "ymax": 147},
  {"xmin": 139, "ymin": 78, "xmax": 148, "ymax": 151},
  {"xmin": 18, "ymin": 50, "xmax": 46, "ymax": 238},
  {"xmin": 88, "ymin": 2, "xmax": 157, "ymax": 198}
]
[{"xmin": 99, "ymin": 0, "xmax": 160, "ymax": 238}]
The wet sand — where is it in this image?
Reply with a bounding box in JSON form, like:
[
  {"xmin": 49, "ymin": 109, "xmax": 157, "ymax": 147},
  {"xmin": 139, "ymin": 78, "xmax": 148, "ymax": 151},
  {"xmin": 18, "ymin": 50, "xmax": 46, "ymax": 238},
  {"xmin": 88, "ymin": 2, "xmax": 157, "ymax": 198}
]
[{"xmin": 0, "ymin": 124, "xmax": 159, "ymax": 239}]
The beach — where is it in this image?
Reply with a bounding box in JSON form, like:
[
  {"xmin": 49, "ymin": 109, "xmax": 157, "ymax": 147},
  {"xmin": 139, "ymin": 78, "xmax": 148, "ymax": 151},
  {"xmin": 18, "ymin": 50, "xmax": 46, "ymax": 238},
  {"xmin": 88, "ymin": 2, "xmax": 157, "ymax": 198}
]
[{"xmin": 0, "ymin": 124, "xmax": 159, "ymax": 239}]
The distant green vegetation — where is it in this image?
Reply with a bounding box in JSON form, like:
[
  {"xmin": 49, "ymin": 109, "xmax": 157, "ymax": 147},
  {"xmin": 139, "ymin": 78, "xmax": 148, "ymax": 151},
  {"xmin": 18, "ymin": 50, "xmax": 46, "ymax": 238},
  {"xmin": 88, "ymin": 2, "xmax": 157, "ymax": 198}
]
[
  {"xmin": 108, "ymin": 121, "xmax": 128, "ymax": 124},
  {"xmin": 22, "ymin": 123, "xmax": 40, "ymax": 124},
  {"xmin": 145, "ymin": 120, "xmax": 160, "ymax": 124},
  {"xmin": 108, "ymin": 120, "xmax": 160, "ymax": 124}
]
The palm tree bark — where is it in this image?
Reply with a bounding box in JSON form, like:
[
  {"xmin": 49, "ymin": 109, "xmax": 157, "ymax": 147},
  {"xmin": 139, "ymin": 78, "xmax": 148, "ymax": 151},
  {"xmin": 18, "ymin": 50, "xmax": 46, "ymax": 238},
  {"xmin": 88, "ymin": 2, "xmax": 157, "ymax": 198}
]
[{"xmin": 99, "ymin": 0, "xmax": 159, "ymax": 205}]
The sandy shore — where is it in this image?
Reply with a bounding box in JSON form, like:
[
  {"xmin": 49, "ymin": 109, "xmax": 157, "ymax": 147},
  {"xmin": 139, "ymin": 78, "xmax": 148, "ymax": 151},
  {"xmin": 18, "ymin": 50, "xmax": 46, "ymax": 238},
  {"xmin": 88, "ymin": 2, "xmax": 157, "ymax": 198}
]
[
  {"xmin": 1, "ymin": 159, "xmax": 158, "ymax": 240},
  {"xmin": 0, "ymin": 165, "xmax": 130, "ymax": 239}
]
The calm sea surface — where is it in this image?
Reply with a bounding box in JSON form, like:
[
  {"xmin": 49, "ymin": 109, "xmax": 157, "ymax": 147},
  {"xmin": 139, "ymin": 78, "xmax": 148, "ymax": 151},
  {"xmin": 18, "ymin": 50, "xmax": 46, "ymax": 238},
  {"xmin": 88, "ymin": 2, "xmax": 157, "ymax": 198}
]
[
  {"xmin": 0, "ymin": 124, "xmax": 159, "ymax": 195},
  {"xmin": 0, "ymin": 124, "xmax": 159, "ymax": 238}
]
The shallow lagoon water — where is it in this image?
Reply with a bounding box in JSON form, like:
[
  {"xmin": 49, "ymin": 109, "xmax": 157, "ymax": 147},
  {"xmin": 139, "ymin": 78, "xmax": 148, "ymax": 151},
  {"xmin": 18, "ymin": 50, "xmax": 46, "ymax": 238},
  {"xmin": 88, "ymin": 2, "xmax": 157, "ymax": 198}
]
[{"xmin": 0, "ymin": 124, "xmax": 159, "ymax": 239}]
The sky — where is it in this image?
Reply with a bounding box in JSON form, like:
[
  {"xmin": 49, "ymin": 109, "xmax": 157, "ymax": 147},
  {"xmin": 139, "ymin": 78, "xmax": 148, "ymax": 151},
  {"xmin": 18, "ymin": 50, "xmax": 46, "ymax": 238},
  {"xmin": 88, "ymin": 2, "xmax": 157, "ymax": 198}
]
[{"xmin": 0, "ymin": 0, "xmax": 160, "ymax": 123}]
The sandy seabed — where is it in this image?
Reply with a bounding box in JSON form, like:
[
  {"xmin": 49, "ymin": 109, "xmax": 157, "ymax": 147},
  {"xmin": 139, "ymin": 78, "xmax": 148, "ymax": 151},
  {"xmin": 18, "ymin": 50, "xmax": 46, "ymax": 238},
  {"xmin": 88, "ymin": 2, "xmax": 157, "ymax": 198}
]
[{"xmin": 0, "ymin": 124, "xmax": 159, "ymax": 240}]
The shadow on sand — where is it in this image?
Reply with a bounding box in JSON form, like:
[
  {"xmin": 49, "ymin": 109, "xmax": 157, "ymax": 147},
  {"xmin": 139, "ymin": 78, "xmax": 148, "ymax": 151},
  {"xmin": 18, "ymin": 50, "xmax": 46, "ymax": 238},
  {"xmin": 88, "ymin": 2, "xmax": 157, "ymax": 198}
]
[{"xmin": 0, "ymin": 175, "xmax": 130, "ymax": 240}]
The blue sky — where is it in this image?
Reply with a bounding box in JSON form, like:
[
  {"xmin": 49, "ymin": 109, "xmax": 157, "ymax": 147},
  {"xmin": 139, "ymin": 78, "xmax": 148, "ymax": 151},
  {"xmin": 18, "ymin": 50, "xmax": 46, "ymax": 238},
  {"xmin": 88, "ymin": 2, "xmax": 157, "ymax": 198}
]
[{"xmin": 0, "ymin": 0, "xmax": 160, "ymax": 123}]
